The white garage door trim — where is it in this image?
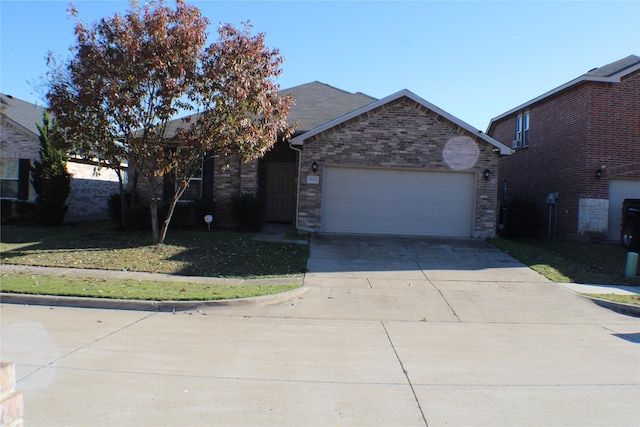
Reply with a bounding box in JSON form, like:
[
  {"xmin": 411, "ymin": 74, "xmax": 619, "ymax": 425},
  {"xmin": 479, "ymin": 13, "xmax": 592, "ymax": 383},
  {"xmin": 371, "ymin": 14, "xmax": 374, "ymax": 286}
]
[
  {"xmin": 322, "ymin": 166, "xmax": 475, "ymax": 237},
  {"xmin": 608, "ymin": 179, "xmax": 640, "ymax": 241}
]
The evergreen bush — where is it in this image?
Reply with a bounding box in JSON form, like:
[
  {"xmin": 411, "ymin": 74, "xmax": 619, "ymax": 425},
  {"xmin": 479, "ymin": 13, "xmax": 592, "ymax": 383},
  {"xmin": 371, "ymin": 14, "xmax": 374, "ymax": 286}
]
[{"xmin": 231, "ymin": 193, "xmax": 263, "ymax": 232}]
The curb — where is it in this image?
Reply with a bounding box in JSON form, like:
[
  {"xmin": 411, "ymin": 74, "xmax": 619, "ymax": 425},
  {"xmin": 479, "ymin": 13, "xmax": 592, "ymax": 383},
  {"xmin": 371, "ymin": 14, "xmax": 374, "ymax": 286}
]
[
  {"xmin": 583, "ymin": 295, "xmax": 640, "ymax": 318},
  {"xmin": 0, "ymin": 285, "xmax": 308, "ymax": 312}
]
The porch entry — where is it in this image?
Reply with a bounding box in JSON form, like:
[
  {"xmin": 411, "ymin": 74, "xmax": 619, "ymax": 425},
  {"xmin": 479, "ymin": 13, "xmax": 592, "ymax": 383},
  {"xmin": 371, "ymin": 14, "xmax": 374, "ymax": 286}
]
[{"xmin": 265, "ymin": 162, "xmax": 296, "ymax": 222}]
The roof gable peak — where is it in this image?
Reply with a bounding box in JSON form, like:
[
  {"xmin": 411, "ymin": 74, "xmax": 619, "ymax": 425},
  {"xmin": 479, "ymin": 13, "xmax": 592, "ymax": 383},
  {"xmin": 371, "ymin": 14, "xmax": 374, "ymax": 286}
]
[{"xmin": 291, "ymin": 89, "xmax": 511, "ymax": 155}]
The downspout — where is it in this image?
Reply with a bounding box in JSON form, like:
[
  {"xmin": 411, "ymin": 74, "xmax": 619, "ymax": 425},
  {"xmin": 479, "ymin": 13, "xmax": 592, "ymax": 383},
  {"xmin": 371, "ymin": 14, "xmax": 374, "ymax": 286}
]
[{"xmin": 289, "ymin": 142, "xmax": 318, "ymax": 234}]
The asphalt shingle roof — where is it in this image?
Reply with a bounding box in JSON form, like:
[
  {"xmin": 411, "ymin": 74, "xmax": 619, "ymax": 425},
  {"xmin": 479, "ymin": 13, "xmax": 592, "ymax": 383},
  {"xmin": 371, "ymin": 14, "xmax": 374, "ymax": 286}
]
[
  {"xmin": 585, "ymin": 54, "xmax": 640, "ymax": 78},
  {"xmin": 0, "ymin": 93, "xmax": 46, "ymax": 138},
  {"xmin": 279, "ymin": 81, "xmax": 377, "ymax": 133},
  {"xmin": 164, "ymin": 81, "xmax": 377, "ymax": 138}
]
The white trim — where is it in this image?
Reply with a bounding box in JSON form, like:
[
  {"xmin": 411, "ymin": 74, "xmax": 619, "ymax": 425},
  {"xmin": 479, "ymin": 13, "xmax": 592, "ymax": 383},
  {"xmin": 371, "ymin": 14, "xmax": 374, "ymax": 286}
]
[
  {"xmin": 488, "ymin": 62, "xmax": 640, "ymax": 127},
  {"xmin": 290, "ymin": 89, "xmax": 512, "ymax": 155}
]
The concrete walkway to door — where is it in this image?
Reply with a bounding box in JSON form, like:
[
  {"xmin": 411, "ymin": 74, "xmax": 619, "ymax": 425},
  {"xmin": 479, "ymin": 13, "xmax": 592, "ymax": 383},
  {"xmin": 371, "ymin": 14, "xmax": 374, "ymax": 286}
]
[{"xmin": 1, "ymin": 235, "xmax": 639, "ymax": 426}]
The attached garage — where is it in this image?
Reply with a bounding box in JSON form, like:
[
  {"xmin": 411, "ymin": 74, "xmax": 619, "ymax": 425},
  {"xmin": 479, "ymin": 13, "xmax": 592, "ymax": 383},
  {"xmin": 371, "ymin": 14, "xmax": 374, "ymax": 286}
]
[
  {"xmin": 322, "ymin": 166, "xmax": 475, "ymax": 237},
  {"xmin": 608, "ymin": 179, "xmax": 640, "ymax": 241},
  {"xmin": 290, "ymin": 90, "xmax": 511, "ymax": 239}
]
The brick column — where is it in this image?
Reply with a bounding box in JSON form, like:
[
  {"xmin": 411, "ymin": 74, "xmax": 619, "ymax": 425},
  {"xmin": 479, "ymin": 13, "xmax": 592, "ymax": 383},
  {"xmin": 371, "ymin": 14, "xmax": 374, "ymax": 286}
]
[{"xmin": 0, "ymin": 362, "xmax": 23, "ymax": 427}]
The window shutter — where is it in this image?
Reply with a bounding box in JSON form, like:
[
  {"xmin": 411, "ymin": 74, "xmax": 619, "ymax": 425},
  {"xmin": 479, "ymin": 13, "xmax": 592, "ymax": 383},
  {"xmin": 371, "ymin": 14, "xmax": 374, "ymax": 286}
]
[
  {"xmin": 201, "ymin": 156, "xmax": 214, "ymax": 201},
  {"xmin": 17, "ymin": 159, "xmax": 31, "ymax": 200}
]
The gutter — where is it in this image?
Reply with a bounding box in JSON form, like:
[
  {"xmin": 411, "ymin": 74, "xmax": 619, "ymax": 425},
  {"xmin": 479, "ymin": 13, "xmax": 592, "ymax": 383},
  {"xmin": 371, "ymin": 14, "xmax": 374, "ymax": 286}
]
[{"xmin": 288, "ymin": 142, "xmax": 318, "ymax": 234}]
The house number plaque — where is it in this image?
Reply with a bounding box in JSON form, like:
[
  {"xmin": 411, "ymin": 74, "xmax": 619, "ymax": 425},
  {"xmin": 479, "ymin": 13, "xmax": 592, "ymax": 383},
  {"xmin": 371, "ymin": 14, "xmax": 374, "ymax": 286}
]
[{"xmin": 306, "ymin": 175, "xmax": 320, "ymax": 185}]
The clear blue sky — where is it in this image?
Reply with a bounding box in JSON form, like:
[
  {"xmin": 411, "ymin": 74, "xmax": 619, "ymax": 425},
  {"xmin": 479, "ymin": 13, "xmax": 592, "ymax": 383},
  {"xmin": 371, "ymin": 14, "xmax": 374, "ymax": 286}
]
[{"xmin": 2, "ymin": 0, "xmax": 639, "ymax": 130}]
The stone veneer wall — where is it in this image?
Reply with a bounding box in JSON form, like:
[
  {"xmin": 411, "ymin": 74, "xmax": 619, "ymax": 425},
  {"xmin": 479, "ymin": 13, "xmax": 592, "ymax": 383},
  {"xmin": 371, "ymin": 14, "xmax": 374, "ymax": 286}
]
[
  {"xmin": 578, "ymin": 198, "xmax": 609, "ymax": 238},
  {"xmin": 296, "ymin": 97, "xmax": 500, "ymax": 238}
]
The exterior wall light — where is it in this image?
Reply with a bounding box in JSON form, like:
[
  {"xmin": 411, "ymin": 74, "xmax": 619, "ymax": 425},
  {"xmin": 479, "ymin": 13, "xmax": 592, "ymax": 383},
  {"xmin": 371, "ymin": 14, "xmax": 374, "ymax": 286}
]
[
  {"xmin": 311, "ymin": 161, "xmax": 318, "ymax": 173},
  {"xmin": 484, "ymin": 169, "xmax": 491, "ymax": 181},
  {"xmin": 595, "ymin": 166, "xmax": 606, "ymax": 179}
]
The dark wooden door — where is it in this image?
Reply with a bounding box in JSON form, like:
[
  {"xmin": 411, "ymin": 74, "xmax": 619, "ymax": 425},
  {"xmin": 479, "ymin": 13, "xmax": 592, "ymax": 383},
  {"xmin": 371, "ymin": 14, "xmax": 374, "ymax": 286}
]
[{"xmin": 265, "ymin": 162, "xmax": 296, "ymax": 222}]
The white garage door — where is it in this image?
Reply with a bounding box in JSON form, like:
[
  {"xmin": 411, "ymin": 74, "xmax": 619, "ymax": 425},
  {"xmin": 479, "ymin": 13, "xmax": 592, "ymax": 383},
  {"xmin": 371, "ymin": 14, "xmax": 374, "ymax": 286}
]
[
  {"xmin": 322, "ymin": 167, "xmax": 475, "ymax": 237},
  {"xmin": 608, "ymin": 179, "xmax": 640, "ymax": 241}
]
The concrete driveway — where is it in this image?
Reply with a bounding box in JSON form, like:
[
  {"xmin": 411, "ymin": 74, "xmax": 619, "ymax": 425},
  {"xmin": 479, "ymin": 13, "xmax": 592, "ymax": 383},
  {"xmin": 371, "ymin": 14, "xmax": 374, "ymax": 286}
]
[{"xmin": 1, "ymin": 235, "xmax": 639, "ymax": 426}]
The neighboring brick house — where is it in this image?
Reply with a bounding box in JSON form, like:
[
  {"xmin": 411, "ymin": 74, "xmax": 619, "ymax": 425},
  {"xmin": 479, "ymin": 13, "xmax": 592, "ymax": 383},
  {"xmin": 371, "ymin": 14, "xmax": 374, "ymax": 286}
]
[
  {"xmin": 487, "ymin": 55, "xmax": 640, "ymax": 241},
  {"xmin": 0, "ymin": 93, "xmax": 121, "ymax": 222}
]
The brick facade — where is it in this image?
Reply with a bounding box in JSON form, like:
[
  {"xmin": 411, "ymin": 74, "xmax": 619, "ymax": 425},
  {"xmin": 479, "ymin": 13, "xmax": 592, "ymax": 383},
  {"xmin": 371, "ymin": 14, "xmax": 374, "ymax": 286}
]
[
  {"xmin": 0, "ymin": 123, "xmax": 39, "ymax": 202},
  {"xmin": 296, "ymin": 96, "xmax": 502, "ymax": 238},
  {"xmin": 66, "ymin": 162, "xmax": 121, "ymax": 222},
  {"xmin": 488, "ymin": 67, "xmax": 640, "ymax": 239},
  {"xmin": 211, "ymin": 154, "xmax": 260, "ymax": 227}
]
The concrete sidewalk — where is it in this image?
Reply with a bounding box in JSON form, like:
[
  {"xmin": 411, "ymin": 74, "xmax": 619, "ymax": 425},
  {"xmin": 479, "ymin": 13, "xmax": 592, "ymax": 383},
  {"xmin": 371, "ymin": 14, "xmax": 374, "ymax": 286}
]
[{"xmin": 1, "ymin": 235, "xmax": 639, "ymax": 426}]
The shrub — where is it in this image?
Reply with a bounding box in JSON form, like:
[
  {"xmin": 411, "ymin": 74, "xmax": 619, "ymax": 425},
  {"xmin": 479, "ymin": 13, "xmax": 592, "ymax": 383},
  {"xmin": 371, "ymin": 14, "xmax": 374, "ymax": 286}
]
[
  {"xmin": 108, "ymin": 193, "xmax": 200, "ymax": 231},
  {"xmin": 31, "ymin": 113, "xmax": 71, "ymax": 226},
  {"xmin": 1, "ymin": 200, "xmax": 13, "ymax": 224},
  {"xmin": 231, "ymin": 193, "xmax": 263, "ymax": 232},
  {"xmin": 504, "ymin": 196, "xmax": 540, "ymax": 237},
  {"xmin": 15, "ymin": 201, "xmax": 37, "ymax": 224}
]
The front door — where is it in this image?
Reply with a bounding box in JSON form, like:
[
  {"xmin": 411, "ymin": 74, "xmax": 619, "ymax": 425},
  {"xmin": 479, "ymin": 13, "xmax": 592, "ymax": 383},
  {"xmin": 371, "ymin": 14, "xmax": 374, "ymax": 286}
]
[{"xmin": 265, "ymin": 162, "xmax": 296, "ymax": 223}]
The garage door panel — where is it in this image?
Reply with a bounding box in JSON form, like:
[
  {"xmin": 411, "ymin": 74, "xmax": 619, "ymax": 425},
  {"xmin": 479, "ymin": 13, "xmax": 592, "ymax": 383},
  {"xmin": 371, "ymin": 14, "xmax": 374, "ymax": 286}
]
[{"xmin": 322, "ymin": 167, "xmax": 475, "ymax": 237}]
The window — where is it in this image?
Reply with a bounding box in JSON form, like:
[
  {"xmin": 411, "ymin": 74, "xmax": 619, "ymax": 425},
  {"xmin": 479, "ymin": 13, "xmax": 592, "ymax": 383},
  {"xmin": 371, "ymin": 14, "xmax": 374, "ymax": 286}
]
[
  {"xmin": 177, "ymin": 157, "xmax": 203, "ymax": 201},
  {"xmin": 513, "ymin": 111, "xmax": 530, "ymax": 149},
  {"xmin": 522, "ymin": 111, "xmax": 530, "ymax": 147},
  {"xmin": 0, "ymin": 159, "xmax": 20, "ymax": 199}
]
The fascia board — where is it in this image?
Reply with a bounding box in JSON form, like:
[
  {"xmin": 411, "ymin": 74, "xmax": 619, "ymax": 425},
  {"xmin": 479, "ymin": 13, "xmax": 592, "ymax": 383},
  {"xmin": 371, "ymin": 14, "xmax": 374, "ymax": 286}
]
[{"xmin": 291, "ymin": 89, "xmax": 512, "ymax": 155}]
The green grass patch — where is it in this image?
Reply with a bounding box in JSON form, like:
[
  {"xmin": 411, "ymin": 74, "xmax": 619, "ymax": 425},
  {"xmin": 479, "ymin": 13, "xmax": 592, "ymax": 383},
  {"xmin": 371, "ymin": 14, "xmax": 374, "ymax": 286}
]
[
  {"xmin": 583, "ymin": 293, "xmax": 640, "ymax": 306},
  {"xmin": 0, "ymin": 272, "xmax": 300, "ymax": 301},
  {"xmin": 1, "ymin": 222, "xmax": 309, "ymax": 278},
  {"xmin": 488, "ymin": 237, "xmax": 640, "ymax": 286}
]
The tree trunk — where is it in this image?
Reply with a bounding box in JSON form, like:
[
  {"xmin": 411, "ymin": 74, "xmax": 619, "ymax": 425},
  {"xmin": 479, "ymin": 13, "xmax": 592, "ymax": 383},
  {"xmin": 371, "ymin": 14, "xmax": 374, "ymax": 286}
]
[
  {"xmin": 158, "ymin": 180, "xmax": 190, "ymax": 244},
  {"xmin": 149, "ymin": 197, "xmax": 161, "ymax": 244},
  {"xmin": 115, "ymin": 169, "xmax": 127, "ymax": 228}
]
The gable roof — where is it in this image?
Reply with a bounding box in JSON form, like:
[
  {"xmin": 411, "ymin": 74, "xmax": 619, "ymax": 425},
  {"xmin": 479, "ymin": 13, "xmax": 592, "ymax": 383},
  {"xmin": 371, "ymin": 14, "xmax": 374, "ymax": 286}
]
[
  {"xmin": 0, "ymin": 93, "xmax": 46, "ymax": 138},
  {"xmin": 489, "ymin": 55, "xmax": 640, "ymax": 126},
  {"xmin": 290, "ymin": 89, "xmax": 512, "ymax": 155}
]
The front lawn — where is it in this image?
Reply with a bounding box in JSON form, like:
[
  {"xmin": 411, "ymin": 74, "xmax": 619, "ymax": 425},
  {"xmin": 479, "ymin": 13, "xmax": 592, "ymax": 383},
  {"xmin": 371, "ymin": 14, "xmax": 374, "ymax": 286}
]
[
  {"xmin": 0, "ymin": 273, "xmax": 299, "ymax": 301},
  {"xmin": 1, "ymin": 222, "xmax": 309, "ymax": 278},
  {"xmin": 488, "ymin": 237, "xmax": 640, "ymax": 287}
]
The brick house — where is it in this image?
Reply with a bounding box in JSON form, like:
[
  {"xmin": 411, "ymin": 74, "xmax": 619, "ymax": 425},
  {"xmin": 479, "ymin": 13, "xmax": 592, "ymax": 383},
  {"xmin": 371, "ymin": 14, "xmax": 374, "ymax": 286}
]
[
  {"xmin": 487, "ymin": 55, "xmax": 640, "ymax": 241},
  {"xmin": 162, "ymin": 81, "xmax": 510, "ymax": 237},
  {"xmin": 290, "ymin": 89, "xmax": 510, "ymax": 238},
  {"xmin": 0, "ymin": 93, "xmax": 121, "ymax": 222},
  {"xmin": 161, "ymin": 81, "xmax": 377, "ymax": 227}
]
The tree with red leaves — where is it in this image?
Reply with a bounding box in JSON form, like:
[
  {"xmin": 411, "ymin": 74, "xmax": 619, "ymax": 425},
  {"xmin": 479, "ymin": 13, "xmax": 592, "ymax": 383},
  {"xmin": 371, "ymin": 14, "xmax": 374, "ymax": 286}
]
[{"xmin": 47, "ymin": 0, "xmax": 294, "ymax": 243}]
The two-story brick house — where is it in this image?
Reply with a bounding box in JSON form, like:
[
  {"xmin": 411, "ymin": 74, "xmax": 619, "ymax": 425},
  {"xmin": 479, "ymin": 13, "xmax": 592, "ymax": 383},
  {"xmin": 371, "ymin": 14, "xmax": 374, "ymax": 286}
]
[{"xmin": 487, "ymin": 55, "xmax": 640, "ymax": 241}]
